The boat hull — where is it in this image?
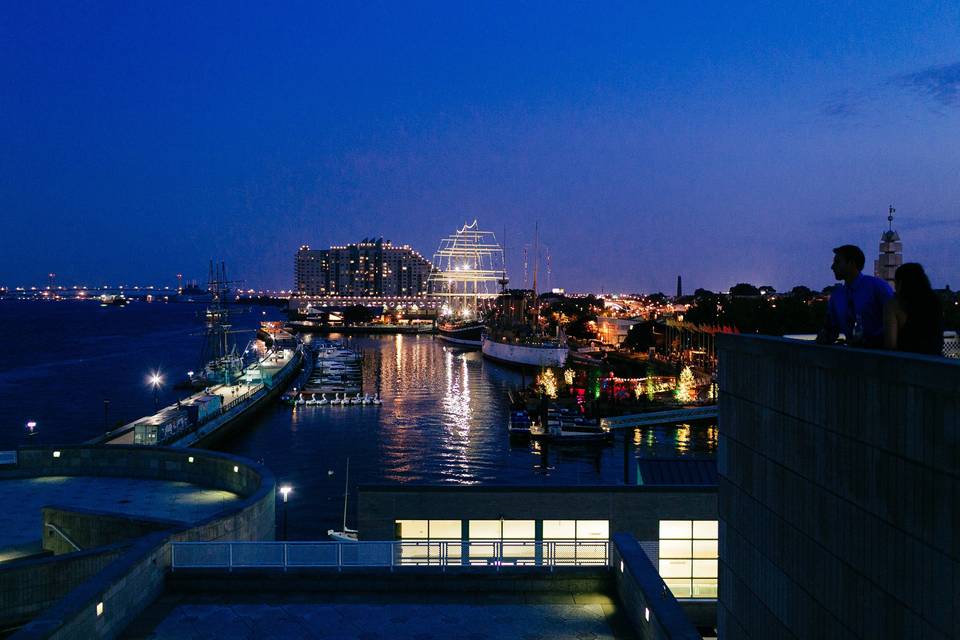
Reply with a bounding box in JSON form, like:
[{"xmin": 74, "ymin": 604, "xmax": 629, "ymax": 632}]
[
  {"xmin": 481, "ymin": 337, "xmax": 568, "ymax": 368},
  {"xmin": 437, "ymin": 322, "xmax": 484, "ymax": 347}
]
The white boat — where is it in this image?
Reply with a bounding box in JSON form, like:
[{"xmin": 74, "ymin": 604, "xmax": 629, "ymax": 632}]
[
  {"xmin": 330, "ymin": 393, "xmax": 341, "ymax": 405},
  {"xmin": 317, "ymin": 393, "xmax": 329, "ymax": 406},
  {"xmin": 327, "ymin": 458, "xmax": 359, "ymax": 542},
  {"xmin": 481, "ymin": 336, "xmax": 568, "ymax": 368},
  {"xmin": 361, "ymin": 394, "xmax": 372, "ymax": 405},
  {"xmin": 372, "ymin": 393, "xmax": 382, "ymax": 405},
  {"xmin": 296, "ymin": 394, "xmax": 306, "ymax": 406},
  {"xmin": 306, "ymin": 393, "xmax": 318, "ymax": 406}
]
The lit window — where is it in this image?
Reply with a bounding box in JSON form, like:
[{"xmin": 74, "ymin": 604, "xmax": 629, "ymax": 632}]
[{"xmin": 658, "ymin": 520, "xmax": 718, "ymax": 599}]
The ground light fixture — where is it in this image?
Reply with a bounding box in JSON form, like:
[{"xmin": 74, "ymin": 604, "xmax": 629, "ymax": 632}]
[{"xmin": 278, "ymin": 485, "xmax": 293, "ymax": 540}]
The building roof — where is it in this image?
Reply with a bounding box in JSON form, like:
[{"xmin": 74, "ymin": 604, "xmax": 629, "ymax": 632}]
[{"xmin": 636, "ymin": 458, "xmax": 718, "ymax": 486}]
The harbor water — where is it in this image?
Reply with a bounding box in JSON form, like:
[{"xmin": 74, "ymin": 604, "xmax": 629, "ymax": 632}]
[{"xmin": 0, "ymin": 301, "xmax": 717, "ymax": 538}]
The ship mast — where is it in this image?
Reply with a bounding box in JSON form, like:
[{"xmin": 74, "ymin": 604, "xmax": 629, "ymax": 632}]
[
  {"xmin": 429, "ymin": 221, "xmax": 506, "ymax": 316},
  {"xmin": 531, "ymin": 221, "xmax": 538, "ymax": 295}
]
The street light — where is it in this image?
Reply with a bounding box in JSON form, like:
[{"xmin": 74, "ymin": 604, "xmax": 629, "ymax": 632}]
[
  {"xmin": 26, "ymin": 420, "xmax": 37, "ymax": 436},
  {"xmin": 148, "ymin": 371, "xmax": 163, "ymax": 411},
  {"xmin": 279, "ymin": 485, "xmax": 292, "ymax": 540}
]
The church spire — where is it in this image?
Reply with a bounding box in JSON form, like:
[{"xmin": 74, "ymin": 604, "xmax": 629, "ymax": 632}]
[{"xmin": 875, "ymin": 205, "xmax": 902, "ymax": 287}]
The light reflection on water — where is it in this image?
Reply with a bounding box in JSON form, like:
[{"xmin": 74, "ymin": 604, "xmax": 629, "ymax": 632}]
[
  {"xmin": 0, "ymin": 301, "xmax": 719, "ymax": 540},
  {"xmin": 217, "ymin": 334, "xmax": 717, "ymax": 538}
]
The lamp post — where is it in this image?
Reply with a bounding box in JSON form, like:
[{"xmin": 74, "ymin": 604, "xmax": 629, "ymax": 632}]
[
  {"xmin": 148, "ymin": 372, "xmax": 163, "ymax": 411},
  {"xmin": 279, "ymin": 485, "xmax": 292, "ymax": 540},
  {"xmin": 26, "ymin": 420, "xmax": 37, "ymax": 437}
]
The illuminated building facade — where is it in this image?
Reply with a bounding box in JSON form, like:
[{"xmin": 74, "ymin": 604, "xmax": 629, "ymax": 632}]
[{"xmin": 295, "ymin": 239, "xmax": 433, "ymax": 297}]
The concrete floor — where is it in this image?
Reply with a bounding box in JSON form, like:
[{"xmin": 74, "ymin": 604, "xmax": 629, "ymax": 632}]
[
  {"xmin": 124, "ymin": 592, "xmax": 634, "ymax": 640},
  {"xmin": 0, "ymin": 476, "xmax": 240, "ymax": 552}
]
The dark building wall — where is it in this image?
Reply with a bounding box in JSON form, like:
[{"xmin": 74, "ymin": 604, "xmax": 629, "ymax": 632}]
[
  {"xmin": 717, "ymin": 335, "xmax": 960, "ymax": 639},
  {"xmin": 358, "ymin": 485, "xmax": 717, "ymax": 541}
]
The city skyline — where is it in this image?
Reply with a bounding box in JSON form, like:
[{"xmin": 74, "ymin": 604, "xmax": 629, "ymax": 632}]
[{"xmin": 3, "ymin": 3, "xmax": 960, "ymax": 292}]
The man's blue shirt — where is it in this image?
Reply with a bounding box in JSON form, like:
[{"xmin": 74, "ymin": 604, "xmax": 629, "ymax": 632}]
[{"xmin": 827, "ymin": 273, "xmax": 893, "ymax": 345}]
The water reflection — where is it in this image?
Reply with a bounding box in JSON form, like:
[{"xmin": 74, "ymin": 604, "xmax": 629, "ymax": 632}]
[{"xmin": 218, "ymin": 334, "xmax": 717, "ymax": 538}]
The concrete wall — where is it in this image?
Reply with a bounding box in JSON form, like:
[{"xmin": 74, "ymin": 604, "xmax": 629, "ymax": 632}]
[
  {"xmin": 358, "ymin": 485, "xmax": 717, "ymax": 542},
  {"xmin": 717, "ymin": 335, "xmax": 960, "ymax": 639},
  {"xmin": 42, "ymin": 507, "xmax": 179, "ymax": 555},
  {"xmin": 168, "ymin": 567, "xmax": 612, "ymax": 595},
  {"xmin": 611, "ymin": 534, "xmax": 700, "ymax": 640},
  {"xmin": 3, "ymin": 446, "xmax": 276, "ymax": 639},
  {"xmin": 2, "ymin": 445, "xmax": 265, "ymax": 498},
  {"xmin": 0, "ymin": 544, "xmax": 127, "ymax": 631}
]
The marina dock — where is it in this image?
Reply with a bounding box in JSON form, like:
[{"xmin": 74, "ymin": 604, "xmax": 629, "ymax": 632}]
[{"xmin": 96, "ymin": 346, "xmax": 302, "ymax": 448}]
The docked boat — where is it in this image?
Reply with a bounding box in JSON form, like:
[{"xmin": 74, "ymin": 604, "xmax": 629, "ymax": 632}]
[
  {"xmin": 481, "ymin": 289, "xmax": 568, "ymax": 368},
  {"xmin": 328, "ymin": 458, "xmax": 359, "ymax": 542},
  {"xmin": 437, "ymin": 318, "xmax": 486, "ymax": 347},
  {"xmin": 531, "ymin": 407, "xmax": 611, "ymax": 442},
  {"xmin": 482, "ymin": 333, "xmax": 568, "ymax": 368},
  {"xmin": 429, "ymin": 221, "xmax": 506, "ymax": 348},
  {"xmin": 99, "ymin": 263, "xmax": 303, "ymax": 448},
  {"xmin": 508, "ymin": 409, "xmax": 534, "ymax": 438}
]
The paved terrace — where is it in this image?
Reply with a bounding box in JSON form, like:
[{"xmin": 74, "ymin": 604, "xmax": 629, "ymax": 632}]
[
  {"xmin": 123, "ymin": 591, "xmax": 630, "ymax": 640},
  {"xmin": 0, "ymin": 476, "xmax": 240, "ymax": 560}
]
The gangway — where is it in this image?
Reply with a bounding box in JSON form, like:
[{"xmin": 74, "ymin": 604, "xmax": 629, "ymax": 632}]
[{"xmin": 600, "ymin": 405, "xmax": 717, "ymax": 431}]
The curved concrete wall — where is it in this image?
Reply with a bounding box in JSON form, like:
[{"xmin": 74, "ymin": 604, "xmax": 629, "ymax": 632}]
[{"xmin": 2, "ymin": 446, "xmax": 276, "ymax": 638}]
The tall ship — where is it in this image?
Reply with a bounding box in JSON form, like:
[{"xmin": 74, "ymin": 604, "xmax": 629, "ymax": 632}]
[
  {"xmin": 481, "ymin": 289, "xmax": 568, "ymax": 368},
  {"xmin": 429, "ymin": 221, "xmax": 506, "ymax": 347},
  {"xmin": 481, "ymin": 225, "xmax": 567, "ymax": 368}
]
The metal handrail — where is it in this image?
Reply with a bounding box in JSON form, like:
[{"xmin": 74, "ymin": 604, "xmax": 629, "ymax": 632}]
[
  {"xmin": 45, "ymin": 523, "xmax": 81, "ymax": 551},
  {"xmin": 171, "ymin": 540, "xmax": 610, "ymax": 572}
]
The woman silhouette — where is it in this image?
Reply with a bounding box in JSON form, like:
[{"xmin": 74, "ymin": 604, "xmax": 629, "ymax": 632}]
[{"xmin": 883, "ymin": 263, "xmax": 943, "ymax": 355}]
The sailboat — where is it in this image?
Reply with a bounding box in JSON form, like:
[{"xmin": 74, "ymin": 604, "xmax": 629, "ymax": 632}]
[{"xmin": 327, "ymin": 458, "xmax": 359, "ymax": 542}]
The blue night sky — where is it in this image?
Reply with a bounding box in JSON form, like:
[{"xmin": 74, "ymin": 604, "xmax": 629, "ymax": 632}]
[{"xmin": 2, "ymin": 2, "xmax": 959, "ymax": 293}]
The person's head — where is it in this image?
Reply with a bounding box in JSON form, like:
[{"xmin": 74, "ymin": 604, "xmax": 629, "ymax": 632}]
[
  {"xmin": 894, "ymin": 262, "xmax": 932, "ymax": 298},
  {"xmin": 831, "ymin": 245, "xmax": 865, "ymax": 281}
]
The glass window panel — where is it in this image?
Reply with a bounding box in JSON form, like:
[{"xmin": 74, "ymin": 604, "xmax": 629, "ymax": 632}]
[
  {"xmin": 502, "ymin": 520, "xmax": 535, "ymax": 540},
  {"xmin": 396, "ymin": 520, "xmax": 428, "ymax": 539},
  {"xmin": 692, "ymin": 540, "xmax": 718, "ymax": 559},
  {"xmin": 692, "ymin": 578, "xmax": 719, "ymax": 598},
  {"xmin": 467, "ymin": 541, "xmax": 497, "ymax": 562},
  {"xmin": 659, "ymin": 540, "xmax": 692, "ymax": 559},
  {"xmin": 692, "ymin": 520, "xmax": 718, "ymax": 539},
  {"xmin": 576, "ymin": 520, "xmax": 609, "ymax": 540},
  {"xmin": 543, "ymin": 520, "xmax": 576, "ymax": 540},
  {"xmin": 469, "ymin": 520, "xmax": 502, "ymax": 539},
  {"xmin": 664, "ymin": 579, "xmax": 692, "ymax": 599},
  {"xmin": 693, "ymin": 559, "xmax": 718, "ymax": 578},
  {"xmin": 502, "ymin": 541, "xmax": 536, "ymax": 559},
  {"xmin": 658, "ymin": 559, "xmax": 692, "ymax": 578},
  {"xmin": 428, "ymin": 520, "xmax": 462, "ymax": 540},
  {"xmin": 659, "ymin": 520, "xmax": 692, "ymax": 539}
]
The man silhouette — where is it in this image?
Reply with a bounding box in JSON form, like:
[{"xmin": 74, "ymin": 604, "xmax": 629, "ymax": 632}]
[{"xmin": 817, "ymin": 245, "xmax": 893, "ymax": 347}]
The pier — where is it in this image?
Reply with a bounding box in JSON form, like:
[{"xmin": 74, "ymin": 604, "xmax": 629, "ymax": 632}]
[{"xmin": 599, "ymin": 405, "xmax": 718, "ymax": 431}]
